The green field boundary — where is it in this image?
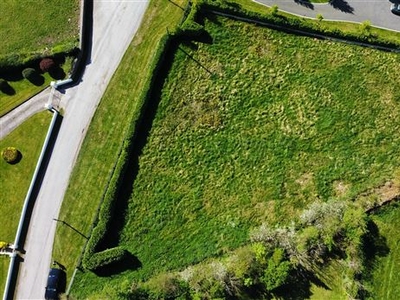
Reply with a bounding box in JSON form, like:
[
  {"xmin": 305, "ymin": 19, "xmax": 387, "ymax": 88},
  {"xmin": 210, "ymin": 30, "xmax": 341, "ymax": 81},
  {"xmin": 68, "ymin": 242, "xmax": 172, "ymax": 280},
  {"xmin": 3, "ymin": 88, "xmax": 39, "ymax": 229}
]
[
  {"xmin": 80, "ymin": 0, "xmax": 400, "ymax": 273},
  {"xmin": 52, "ymin": 0, "xmax": 400, "ymax": 297}
]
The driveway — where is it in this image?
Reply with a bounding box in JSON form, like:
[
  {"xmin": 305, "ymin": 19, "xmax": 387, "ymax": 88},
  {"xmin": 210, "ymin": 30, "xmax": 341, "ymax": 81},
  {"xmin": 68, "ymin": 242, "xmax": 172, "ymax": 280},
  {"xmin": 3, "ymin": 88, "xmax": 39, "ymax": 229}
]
[
  {"xmin": 255, "ymin": 0, "xmax": 400, "ymax": 31},
  {"xmin": 14, "ymin": 0, "xmax": 149, "ymax": 299}
]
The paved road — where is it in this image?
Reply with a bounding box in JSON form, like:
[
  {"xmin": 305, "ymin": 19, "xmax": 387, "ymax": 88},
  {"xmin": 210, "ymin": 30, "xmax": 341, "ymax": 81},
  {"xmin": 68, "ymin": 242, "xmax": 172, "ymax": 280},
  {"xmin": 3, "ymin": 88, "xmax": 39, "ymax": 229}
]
[
  {"xmin": 255, "ymin": 0, "xmax": 400, "ymax": 31},
  {"xmin": 0, "ymin": 88, "xmax": 52, "ymax": 140},
  {"xmin": 14, "ymin": 1, "xmax": 149, "ymax": 299}
]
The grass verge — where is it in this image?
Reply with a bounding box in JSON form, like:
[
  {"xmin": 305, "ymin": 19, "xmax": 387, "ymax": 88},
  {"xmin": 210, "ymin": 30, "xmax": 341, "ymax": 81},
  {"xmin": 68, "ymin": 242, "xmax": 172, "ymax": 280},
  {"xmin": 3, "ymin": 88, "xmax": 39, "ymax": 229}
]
[
  {"xmin": 52, "ymin": 0, "xmax": 187, "ymax": 295},
  {"xmin": 0, "ymin": 111, "xmax": 52, "ymax": 296}
]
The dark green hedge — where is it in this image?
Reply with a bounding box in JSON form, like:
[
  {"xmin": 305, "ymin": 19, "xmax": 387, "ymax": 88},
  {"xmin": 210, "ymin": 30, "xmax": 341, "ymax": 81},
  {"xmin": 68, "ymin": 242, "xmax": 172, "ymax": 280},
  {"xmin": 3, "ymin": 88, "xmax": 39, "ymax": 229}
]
[
  {"xmin": 82, "ymin": 33, "xmax": 175, "ymax": 272},
  {"xmin": 0, "ymin": 42, "xmax": 77, "ymax": 73},
  {"xmin": 83, "ymin": 247, "xmax": 129, "ymax": 271}
]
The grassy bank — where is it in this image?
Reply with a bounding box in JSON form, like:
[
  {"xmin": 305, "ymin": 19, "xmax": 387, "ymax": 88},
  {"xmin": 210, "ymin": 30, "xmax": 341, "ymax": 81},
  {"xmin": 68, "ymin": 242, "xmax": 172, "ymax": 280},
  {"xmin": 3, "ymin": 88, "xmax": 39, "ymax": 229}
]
[
  {"xmin": 73, "ymin": 12, "xmax": 400, "ymax": 298},
  {"xmin": 0, "ymin": 111, "xmax": 52, "ymax": 296},
  {"xmin": 52, "ymin": 0, "xmax": 187, "ymax": 297},
  {"xmin": 51, "ymin": 0, "xmax": 400, "ymax": 298}
]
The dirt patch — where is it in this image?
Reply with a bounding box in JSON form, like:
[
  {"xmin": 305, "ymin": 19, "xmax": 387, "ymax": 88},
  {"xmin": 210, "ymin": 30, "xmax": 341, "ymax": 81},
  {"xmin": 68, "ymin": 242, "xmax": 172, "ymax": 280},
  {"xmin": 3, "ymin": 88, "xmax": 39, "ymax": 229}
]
[
  {"xmin": 358, "ymin": 181, "xmax": 400, "ymax": 213},
  {"xmin": 333, "ymin": 180, "xmax": 350, "ymax": 197},
  {"xmin": 295, "ymin": 172, "xmax": 313, "ymax": 188}
]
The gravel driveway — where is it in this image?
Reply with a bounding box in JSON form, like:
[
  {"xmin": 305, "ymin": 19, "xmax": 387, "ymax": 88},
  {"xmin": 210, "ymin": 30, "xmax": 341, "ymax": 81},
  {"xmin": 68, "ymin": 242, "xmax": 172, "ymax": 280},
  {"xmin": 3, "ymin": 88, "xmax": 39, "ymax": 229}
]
[{"xmin": 14, "ymin": 1, "xmax": 148, "ymax": 299}]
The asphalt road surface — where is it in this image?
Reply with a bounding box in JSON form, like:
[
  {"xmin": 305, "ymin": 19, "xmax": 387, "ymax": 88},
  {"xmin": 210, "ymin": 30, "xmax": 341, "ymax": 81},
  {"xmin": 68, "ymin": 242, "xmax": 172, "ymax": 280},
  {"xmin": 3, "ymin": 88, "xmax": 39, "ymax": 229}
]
[
  {"xmin": 255, "ymin": 0, "xmax": 400, "ymax": 31},
  {"xmin": 14, "ymin": 1, "xmax": 148, "ymax": 299}
]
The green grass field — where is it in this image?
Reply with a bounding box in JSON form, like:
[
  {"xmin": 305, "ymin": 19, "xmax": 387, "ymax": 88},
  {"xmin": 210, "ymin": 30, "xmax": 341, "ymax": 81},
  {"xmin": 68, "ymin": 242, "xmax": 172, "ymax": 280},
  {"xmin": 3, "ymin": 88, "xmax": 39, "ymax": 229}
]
[
  {"xmin": 0, "ymin": 0, "xmax": 79, "ymax": 58},
  {"xmin": 52, "ymin": 1, "xmax": 188, "ymax": 297},
  {"xmin": 0, "ymin": 111, "xmax": 52, "ymax": 296},
  {"xmin": 68, "ymin": 13, "xmax": 400, "ymax": 298}
]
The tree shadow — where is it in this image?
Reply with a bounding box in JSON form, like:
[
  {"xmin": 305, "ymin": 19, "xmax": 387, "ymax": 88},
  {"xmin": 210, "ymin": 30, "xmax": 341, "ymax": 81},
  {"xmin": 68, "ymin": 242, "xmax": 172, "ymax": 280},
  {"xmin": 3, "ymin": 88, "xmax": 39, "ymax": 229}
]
[
  {"xmin": 0, "ymin": 81, "xmax": 16, "ymax": 95},
  {"xmin": 294, "ymin": 0, "xmax": 314, "ymax": 10},
  {"xmin": 362, "ymin": 220, "xmax": 390, "ymax": 279},
  {"xmin": 95, "ymin": 38, "xmax": 181, "ymax": 253},
  {"xmin": 272, "ymin": 268, "xmax": 321, "ymax": 299},
  {"xmin": 329, "ymin": 0, "xmax": 354, "ymax": 13},
  {"xmin": 93, "ymin": 252, "xmax": 142, "ymax": 277},
  {"xmin": 27, "ymin": 73, "xmax": 45, "ymax": 86},
  {"xmin": 49, "ymin": 67, "xmax": 66, "ymax": 80}
]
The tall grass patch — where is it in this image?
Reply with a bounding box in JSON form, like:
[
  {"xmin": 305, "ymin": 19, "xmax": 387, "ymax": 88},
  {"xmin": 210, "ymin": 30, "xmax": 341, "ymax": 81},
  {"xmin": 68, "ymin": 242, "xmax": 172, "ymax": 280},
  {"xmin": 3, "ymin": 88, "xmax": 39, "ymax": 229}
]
[
  {"xmin": 117, "ymin": 15, "xmax": 400, "ymax": 280},
  {"xmin": 66, "ymin": 6, "xmax": 400, "ymax": 300}
]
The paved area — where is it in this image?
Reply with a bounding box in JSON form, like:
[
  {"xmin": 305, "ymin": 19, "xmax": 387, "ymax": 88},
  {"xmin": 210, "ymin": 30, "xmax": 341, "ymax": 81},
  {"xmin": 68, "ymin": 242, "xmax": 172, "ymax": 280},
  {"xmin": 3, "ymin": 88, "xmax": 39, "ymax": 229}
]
[
  {"xmin": 13, "ymin": 0, "xmax": 149, "ymax": 299},
  {"xmin": 255, "ymin": 0, "xmax": 400, "ymax": 31}
]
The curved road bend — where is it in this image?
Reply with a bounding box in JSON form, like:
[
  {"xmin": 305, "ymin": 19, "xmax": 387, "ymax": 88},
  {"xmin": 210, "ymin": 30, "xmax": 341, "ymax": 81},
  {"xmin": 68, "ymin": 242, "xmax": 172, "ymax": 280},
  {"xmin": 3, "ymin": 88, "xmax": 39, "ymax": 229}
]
[
  {"xmin": 255, "ymin": 0, "xmax": 400, "ymax": 31},
  {"xmin": 14, "ymin": 1, "xmax": 149, "ymax": 299}
]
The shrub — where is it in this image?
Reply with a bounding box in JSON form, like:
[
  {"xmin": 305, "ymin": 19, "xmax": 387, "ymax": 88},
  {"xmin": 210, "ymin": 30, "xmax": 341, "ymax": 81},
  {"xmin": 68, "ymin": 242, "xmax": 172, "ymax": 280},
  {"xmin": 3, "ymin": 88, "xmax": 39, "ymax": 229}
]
[
  {"xmin": 39, "ymin": 58, "xmax": 56, "ymax": 72},
  {"xmin": 83, "ymin": 247, "xmax": 128, "ymax": 271},
  {"xmin": 2, "ymin": 147, "xmax": 20, "ymax": 164},
  {"xmin": 270, "ymin": 4, "xmax": 279, "ymax": 16},
  {"xmin": 22, "ymin": 68, "xmax": 37, "ymax": 80}
]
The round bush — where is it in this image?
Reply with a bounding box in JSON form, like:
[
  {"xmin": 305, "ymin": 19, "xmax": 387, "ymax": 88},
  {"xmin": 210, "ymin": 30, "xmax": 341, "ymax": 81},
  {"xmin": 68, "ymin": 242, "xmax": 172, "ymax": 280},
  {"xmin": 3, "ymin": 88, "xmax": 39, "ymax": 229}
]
[
  {"xmin": 22, "ymin": 68, "xmax": 37, "ymax": 80},
  {"xmin": 2, "ymin": 147, "xmax": 20, "ymax": 164},
  {"xmin": 39, "ymin": 58, "xmax": 56, "ymax": 72}
]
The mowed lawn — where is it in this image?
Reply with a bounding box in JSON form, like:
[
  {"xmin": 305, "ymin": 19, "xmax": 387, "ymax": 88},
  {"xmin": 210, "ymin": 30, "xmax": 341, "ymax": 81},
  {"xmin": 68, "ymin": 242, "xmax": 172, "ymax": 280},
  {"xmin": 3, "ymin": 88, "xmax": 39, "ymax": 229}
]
[
  {"xmin": 0, "ymin": 0, "xmax": 79, "ymax": 57},
  {"xmin": 72, "ymin": 15, "xmax": 400, "ymax": 297},
  {"xmin": 0, "ymin": 111, "xmax": 52, "ymax": 295}
]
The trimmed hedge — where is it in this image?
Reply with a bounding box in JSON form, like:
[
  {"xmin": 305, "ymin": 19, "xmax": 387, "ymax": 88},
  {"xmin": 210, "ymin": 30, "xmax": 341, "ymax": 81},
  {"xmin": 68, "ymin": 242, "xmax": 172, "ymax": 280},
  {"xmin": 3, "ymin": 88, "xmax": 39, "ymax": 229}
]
[
  {"xmin": 83, "ymin": 247, "xmax": 129, "ymax": 271},
  {"xmin": 82, "ymin": 33, "xmax": 176, "ymax": 272},
  {"xmin": 82, "ymin": 0, "xmax": 400, "ymax": 273},
  {"xmin": 2, "ymin": 147, "xmax": 20, "ymax": 164},
  {"xmin": 0, "ymin": 42, "xmax": 77, "ymax": 73},
  {"xmin": 22, "ymin": 68, "xmax": 37, "ymax": 80},
  {"xmin": 39, "ymin": 58, "xmax": 56, "ymax": 72}
]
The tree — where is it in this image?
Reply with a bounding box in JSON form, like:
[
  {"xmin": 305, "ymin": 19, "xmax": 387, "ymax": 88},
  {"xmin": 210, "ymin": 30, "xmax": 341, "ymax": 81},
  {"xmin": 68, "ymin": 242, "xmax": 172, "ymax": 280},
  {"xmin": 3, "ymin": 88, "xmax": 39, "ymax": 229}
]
[
  {"xmin": 2, "ymin": 147, "xmax": 20, "ymax": 164},
  {"xmin": 261, "ymin": 248, "xmax": 291, "ymax": 292},
  {"xmin": 39, "ymin": 57, "xmax": 56, "ymax": 72},
  {"xmin": 270, "ymin": 5, "xmax": 278, "ymax": 16}
]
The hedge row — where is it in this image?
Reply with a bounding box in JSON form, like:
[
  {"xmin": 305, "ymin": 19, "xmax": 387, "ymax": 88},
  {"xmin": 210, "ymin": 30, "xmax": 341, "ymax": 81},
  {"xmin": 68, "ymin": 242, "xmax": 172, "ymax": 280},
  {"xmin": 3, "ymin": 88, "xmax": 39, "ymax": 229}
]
[
  {"xmin": 0, "ymin": 43, "xmax": 77, "ymax": 75},
  {"xmin": 82, "ymin": 33, "xmax": 176, "ymax": 272},
  {"xmin": 82, "ymin": 0, "xmax": 400, "ymax": 273}
]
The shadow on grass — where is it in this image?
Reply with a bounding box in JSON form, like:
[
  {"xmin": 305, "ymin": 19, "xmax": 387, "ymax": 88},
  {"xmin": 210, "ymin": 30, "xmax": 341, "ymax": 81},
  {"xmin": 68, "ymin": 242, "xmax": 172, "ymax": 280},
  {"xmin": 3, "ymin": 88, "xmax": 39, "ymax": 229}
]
[
  {"xmin": 93, "ymin": 252, "xmax": 142, "ymax": 277},
  {"xmin": 6, "ymin": 150, "xmax": 23, "ymax": 165},
  {"xmin": 0, "ymin": 81, "xmax": 16, "ymax": 95},
  {"xmin": 49, "ymin": 67, "xmax": 66, "ymax": 80},
  {"xmin": 95, "ymin": 38, "xmax": 182, "ymax": 252},
  {"xmin": 329, "ymin": 0, "xmax": 354, "ymax": 13},
  {"xmin": 272, "ymin": 268, "xmax": 326, "ymax": 300},
  {"xmin": 362, "ymin": 220, "xmax": 390, "ymax": 275},
  {"xmin": 27, "ymin": 74, "xmax": 45, "ymax": 86}
]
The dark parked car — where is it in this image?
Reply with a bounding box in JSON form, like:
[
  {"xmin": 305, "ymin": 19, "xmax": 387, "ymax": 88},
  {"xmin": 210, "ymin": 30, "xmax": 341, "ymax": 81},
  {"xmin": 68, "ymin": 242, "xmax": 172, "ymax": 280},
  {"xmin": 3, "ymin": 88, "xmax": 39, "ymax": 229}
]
[
  {"xmin": 391, "ymin": 3, "xmax": 400, "ymax": 15},
  {"xmin": 45, "ymin": 268, "xmax": 66, "ymax": 300}
]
